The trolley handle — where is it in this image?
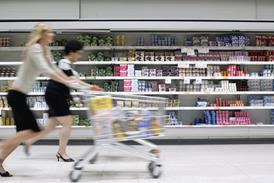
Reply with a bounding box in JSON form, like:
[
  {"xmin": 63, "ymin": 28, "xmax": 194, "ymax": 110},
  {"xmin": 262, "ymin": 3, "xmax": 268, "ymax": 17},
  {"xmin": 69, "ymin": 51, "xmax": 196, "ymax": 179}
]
[{"xmin": 81, "ymin": 91, "xmax": 168, "ymax": 104}]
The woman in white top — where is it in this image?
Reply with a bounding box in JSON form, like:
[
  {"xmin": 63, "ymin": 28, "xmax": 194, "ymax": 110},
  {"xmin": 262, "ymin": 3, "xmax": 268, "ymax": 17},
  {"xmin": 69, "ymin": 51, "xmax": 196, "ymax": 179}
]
[
  {"xmin": 24, "ymin": 40, "xmax": 101, "ymax": 162},
  {"xmin": 0, "ymin": 23, "xmax": 100, "ymax": 177}
]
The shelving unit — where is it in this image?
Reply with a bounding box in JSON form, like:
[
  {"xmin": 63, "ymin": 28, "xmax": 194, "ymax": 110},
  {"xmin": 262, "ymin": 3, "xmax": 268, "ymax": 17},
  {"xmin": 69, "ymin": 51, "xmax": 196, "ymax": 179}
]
[
  {"xmin": 0, "ymin": 61, "xmax": 272, "ymax": 66},
  {"xmin": 0, "ymin": 91, "xmax": 273, "ymax": 96},
  {"xmin": 0, "ymin": 76, "xmax": 272, "ymax": 81},
  {"xmin": 0, "ymin": 25, "xmax": 273, "ymax": 139},
  {"xmin": 1, "ymin": 46, "xmax": 274, "ymax": 51}
]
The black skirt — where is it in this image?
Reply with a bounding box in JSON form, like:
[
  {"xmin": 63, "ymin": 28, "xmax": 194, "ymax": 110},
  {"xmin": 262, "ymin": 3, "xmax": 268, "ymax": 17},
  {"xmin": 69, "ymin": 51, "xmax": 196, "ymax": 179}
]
[
  {"xmin": 45, "ymin": 88, "xmax": 71, "ymax": 117},
  {"xmin": 7, "ymin": 90, "xmax": 41, "ymax": 132}
]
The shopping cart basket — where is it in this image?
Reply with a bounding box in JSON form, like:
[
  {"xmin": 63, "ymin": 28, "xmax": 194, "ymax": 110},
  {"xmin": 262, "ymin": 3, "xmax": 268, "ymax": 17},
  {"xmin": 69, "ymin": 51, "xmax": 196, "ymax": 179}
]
[{"xmin": 69, "ymin": 91, "xmax": 167, "ymax": 182}]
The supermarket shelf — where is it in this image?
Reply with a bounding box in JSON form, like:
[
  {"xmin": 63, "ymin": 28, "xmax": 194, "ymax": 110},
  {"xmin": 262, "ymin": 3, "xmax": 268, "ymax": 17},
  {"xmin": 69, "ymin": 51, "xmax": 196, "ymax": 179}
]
[
  {"xmin": 75, "ymin": 61, "xmax": 274, "ymax": 66},
  {"xmin": 165, "ymin": 106, "xmax": 274, "ymax": 110},
  {"xmin": 0, "ymin": 46, "xmax": 63, "ymax": 51},
  {"xmin": 1, "ymin": 125, "xmax": 274, "ymax": 139},
  {"xmin": 0, "ymin": 62, "xmax": 22, "ymax": 66},
  {"xmin": 2, "ymin": 46, "xmax": 274, "ymax": 52},
  {"xmin": 0, "ymin": 77, "xmax": 49, "ymax": 81},
  {"xmin": 1, "ymin": 106, "xmax": 273, "ymax": 111},
  {"xmin": 0, "ymin": 91, "xmax": 273, "ymax": 96},
  {"xmin": 0, "ymin": 61, "xmax": 273, "ymax": 66},
  {"xmin": 80, "ymin": 76, "xmax": 274, "ymax": 81},
  {"xmin": 182, "ymin": 76, "xmax": 274, "ymax": 80}
]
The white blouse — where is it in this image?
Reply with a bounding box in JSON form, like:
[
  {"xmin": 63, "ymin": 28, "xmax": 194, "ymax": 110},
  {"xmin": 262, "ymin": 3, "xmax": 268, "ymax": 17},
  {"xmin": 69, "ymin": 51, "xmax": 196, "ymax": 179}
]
[{"xmin": 12, "ymin": 43, "xmax": 60, "ymax": 94}]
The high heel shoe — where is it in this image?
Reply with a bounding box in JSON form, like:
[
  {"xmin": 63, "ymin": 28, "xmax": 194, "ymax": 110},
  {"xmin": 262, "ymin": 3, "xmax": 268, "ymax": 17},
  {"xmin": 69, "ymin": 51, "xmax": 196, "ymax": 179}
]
[
  {"xmin": 0, "ymin": 171, "xmax": 13, "ymax": 177},
  {"xmin": 56, "ymin": 152, "xmax": 74, "ymax": 162}
]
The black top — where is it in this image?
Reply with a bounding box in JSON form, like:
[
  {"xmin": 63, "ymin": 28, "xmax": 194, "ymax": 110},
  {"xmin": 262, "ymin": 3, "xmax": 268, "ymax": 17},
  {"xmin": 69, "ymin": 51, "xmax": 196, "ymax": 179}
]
[{"xmin": 46, "ymin": 59, "xmax": 79, "ymax": 98}]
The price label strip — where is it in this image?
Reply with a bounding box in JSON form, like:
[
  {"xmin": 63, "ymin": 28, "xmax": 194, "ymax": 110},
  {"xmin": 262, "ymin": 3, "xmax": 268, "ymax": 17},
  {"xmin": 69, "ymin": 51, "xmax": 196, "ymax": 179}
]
[
  {"xmin": 181, "ymin": 47, "xmax": 195, "ymax": 56},
  {"xmin": 195, "ymin": 78, "xmax": 203, "ymax": 84},
  {"xmin": 178, "ymin": 63, "xmax": 190, "ymax": 68},
  {"xmin": 184, "ymin": 78, "xmax": 190, "ymax": 84},
  {"xmin": 198, "ymin": 47, "xmax": 210, "ymax": 54},
  {"xmin": 195, "ymin": 62, "xmax": 207, "ymax": 68},
  {"xmin": 165, "ymin": 78, "xmax": 172, "ymax": 84}
]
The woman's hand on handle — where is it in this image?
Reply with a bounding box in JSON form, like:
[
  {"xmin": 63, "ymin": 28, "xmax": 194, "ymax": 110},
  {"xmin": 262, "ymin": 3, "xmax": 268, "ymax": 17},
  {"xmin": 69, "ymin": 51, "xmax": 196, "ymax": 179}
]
[{"xmin": 89, "ymin": 85, "xmax": 103, "ymax": 91}]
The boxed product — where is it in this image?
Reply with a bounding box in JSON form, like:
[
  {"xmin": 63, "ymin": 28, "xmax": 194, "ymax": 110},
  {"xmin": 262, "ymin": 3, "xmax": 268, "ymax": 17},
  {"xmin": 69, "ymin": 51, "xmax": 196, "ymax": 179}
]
[
  {"xmin": 135, "ymin": 51, "xmax": 145, "ymax": 61},
  {"xmin": 145, "ymin": 52, "xmax": 154, "ymax": 61}
]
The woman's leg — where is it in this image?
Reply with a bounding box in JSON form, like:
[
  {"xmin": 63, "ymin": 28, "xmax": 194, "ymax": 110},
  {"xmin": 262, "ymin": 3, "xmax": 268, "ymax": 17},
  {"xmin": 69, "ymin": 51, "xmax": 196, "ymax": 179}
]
[
  {"xmin": 0, "ymin": 130, "xmax": 38, "ymax": 172},
  {"xmin": 25, "ymin": 118, "xmax": 58, "ymax": 146},
  {"xmin": 55, "ymin": 115, "xmax": 73, "ymax": 158}
]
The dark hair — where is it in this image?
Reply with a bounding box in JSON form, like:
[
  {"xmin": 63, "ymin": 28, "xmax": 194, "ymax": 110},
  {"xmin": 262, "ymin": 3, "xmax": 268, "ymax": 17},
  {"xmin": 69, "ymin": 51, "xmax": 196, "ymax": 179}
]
[{"xmin": 64, "ymin": 40, "xmax": 83, "ymax": 55}]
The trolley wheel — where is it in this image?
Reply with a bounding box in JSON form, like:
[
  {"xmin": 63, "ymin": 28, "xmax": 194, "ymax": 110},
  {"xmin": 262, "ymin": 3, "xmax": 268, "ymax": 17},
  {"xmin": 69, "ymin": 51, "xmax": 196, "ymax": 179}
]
[
  {"xmin": 69, "ymin": 170, "xmax": 82, "ymax": 182},
  {"xmin": 89, "ymin": 153, "xmax": 99, "ymax": 164},
  {"xmin": 73, "ymin": 159, "xmax": 84, "ymax": 170},
  {"xmin": 148, "ymin": 161, "xmax": 162, "ymax": 179}
]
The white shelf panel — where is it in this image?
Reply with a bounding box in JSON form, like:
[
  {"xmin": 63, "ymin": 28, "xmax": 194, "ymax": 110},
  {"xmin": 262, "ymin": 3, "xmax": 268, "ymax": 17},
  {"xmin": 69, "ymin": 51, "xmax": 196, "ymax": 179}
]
[
  {"xmin": 1, "ymin": 106, "xmax": 273, "ymax": 111},
  {"xmin": 165, "ymin": 124, "xmax": 274, "ymax": 128},
  {"xmin": 0, "ymin": 77, "xmax": 49, "ymax": 81},
  {"xmin": 165, "ymin": 106, "xmax": 274, "ymax": 110},
  {"xmin": 1, "ymin": 46, "xmax": 274, "ymax": 52},
  {"xmin": 87, "ymin": 46, "xmax": 274, "ymax": 51},
  {"xmin": 183, "ymin": 76, "xmax": 274, "ymax": 80},
  {"xmin": 0, "ymin": 62, "xmax": 23, "ymax": 66},
  {"xmin": 0, "ymin": 61, "xmax": 273, "ymax": 66},
  {"xmin": 180, "ymin": 61, "xmax": 274, "ymax": 65},
  {"xmin": 80, "ymin": 76, "xmax": 274, "ymax": 81},
  {"xmin": 75, "ymin": 61, "xmax": 274, "ymax": 66},
  {"xmin": 1, "ymin": 124, "xmax": 273, "ymax": 129},
  {"xmin": 0, "ymin": 91, "xmax": 273, "ymax": 96}
]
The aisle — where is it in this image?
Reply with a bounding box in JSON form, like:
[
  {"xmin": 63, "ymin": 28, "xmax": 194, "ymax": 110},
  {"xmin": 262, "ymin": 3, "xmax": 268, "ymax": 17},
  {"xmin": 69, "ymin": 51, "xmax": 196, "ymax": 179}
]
[{"xmin": 1, "ymin": 144, "xmax": 274, "ymax": 183}]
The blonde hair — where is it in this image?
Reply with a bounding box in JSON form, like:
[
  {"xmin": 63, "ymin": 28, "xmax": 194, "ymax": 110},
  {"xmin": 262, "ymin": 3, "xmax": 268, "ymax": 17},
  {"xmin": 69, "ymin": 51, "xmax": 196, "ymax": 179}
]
[{"xmin": 23, "ymin": 23, "xmax": 52, "ymax": 62}]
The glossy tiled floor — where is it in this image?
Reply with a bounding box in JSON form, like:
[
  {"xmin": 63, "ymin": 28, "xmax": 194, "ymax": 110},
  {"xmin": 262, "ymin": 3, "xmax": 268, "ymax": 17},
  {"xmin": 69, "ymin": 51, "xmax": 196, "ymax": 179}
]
[{"xmin": 1, "ymin": 144, "xmax": 274, "ymax": 183}]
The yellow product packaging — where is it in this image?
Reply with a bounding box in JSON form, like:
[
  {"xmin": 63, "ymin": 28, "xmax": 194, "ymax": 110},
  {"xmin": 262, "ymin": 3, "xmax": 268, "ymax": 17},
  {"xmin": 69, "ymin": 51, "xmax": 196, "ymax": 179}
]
[
  {"xmin": 0, "ymin": 117, "xmax": 3, "ymax": 126},
  {"xmin": 112, "ymin": 121, "xmax": 124, "ymax": 141},
  {"xmin": 151, "ymin": 119, "xmax": 161, "ymax": 134},
  {"xmin": 89, "ymin": 96, "xmax": 113, "ymax": 115}
]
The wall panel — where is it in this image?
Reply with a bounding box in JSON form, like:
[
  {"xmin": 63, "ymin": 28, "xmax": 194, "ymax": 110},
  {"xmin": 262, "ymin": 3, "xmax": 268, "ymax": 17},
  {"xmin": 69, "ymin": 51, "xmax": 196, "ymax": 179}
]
[{"xmin": 0, "ymin": 0, "xmax": 79, "ymax": 20}]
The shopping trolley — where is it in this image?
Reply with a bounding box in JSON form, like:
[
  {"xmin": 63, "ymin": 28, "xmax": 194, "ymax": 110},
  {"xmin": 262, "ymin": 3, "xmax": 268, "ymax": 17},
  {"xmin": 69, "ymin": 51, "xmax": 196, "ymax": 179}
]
[{"xmin": 69, "ymin": 91, "xmax": 167, "ymax": 182}]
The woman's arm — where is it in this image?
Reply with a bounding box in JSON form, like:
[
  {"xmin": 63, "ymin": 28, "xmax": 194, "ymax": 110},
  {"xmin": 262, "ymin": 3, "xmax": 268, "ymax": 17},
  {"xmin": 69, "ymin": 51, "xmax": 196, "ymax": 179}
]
[{"xmin": 70, "ymin": 76, "xmax": 102, "ymax": 91}]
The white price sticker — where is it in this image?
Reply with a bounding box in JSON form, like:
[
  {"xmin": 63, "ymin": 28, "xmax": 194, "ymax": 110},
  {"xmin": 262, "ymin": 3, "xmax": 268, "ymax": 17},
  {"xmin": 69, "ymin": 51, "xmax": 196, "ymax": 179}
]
[
  {"xmin": 181, "ymin": 48, "xmax": 187, "ymax": 53},
  {"xmin": 187, "ymin": 48, "xmax": 195, "ymax": 56},
  {"xmin": 195, "ymin": 62, "xmax": 207, "ymax": 68},
  {"xmin": 178, "ymin": 63, "xmax": 190, "ymax": 68},
  {"xmin": 184, "ymin": 78, "xmax": 190, "ymax": 84},
  {"xmin": 181, "ymin": 47, "xmax": 195, "ymax": 56},
  {"xmin": 165, "ymin": 78, "xmax": 172, "ymax": 84},
  {"xmin": 198, "ymin": 47, "xmax": 209, "ymax": 53},
  {"xmin": 195, "ymin": 78, "xmax": 203, "ymax": 84}
]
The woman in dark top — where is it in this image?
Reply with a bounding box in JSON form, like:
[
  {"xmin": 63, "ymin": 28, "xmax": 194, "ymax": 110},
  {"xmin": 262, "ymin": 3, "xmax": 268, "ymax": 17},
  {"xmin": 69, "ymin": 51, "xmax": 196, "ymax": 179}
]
[{"xmin": 25, "ymin": 40, "xmax": 101, "ymax": 162}]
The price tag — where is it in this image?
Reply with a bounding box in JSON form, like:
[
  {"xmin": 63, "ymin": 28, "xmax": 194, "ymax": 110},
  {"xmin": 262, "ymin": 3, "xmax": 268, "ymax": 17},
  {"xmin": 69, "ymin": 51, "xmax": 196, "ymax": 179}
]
[
  {"xmin": 165, "ymin": 78, "xmax": 172, "ymax": 84},
  {"xmin": 178, "ymin": 63, "xmax": 190, "ymax": 68},
  {"xmin": 181, "ymin": 48, "xmax": 188, "ymax": 53},
  {"xmin": 184, "ymin": 78, "xmax": 190, "ymax": 84},
  {"xmin": 181, "ymin": 47, "xmax": 195, "ymax": 56},
  {"xmin": 187, "ymin": 48, "xmax": 195, "ymax": 56},
  {"xmin": 195, "ymin": 78, "xmax": 203, "ymax": 84},
  {"xmin": 195, "ymin": 62, "xmax": 207, "ymax": 68},
  {"xmin": 198, "ymin": 47, "xmax": 209, "ymax": 53}
]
